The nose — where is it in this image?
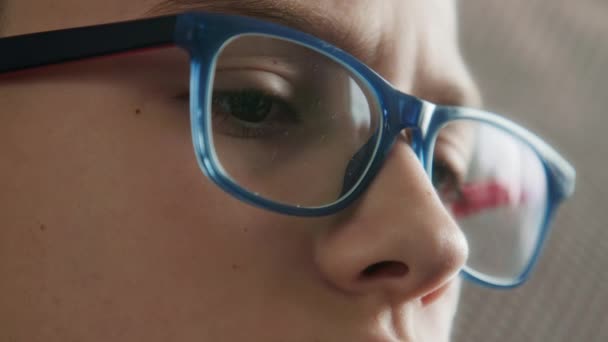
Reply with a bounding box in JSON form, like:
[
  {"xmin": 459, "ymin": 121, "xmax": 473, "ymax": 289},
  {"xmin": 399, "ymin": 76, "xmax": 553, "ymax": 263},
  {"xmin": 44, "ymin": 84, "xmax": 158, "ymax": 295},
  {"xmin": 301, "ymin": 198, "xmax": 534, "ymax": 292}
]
[{"xmin": 314, "ymin": 138, "xmax": 468, "ymax": 303}]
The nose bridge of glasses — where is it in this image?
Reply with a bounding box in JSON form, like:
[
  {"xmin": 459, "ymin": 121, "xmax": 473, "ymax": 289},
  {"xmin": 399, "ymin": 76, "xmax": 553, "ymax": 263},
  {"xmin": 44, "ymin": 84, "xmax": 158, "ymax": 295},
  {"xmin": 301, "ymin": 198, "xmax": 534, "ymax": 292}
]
[
  {"xmin": 380, "ymin": 91, "xmax": 436, "ymax": 171},
  {"xmin": 387, "ymin": 89, "xmax": 427, "ymax": 132}
]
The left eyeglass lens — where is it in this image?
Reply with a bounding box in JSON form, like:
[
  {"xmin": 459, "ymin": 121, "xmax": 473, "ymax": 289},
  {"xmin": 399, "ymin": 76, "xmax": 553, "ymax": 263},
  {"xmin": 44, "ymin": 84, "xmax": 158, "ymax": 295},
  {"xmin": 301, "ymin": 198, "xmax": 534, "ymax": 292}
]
[
  {"xmin": 208, "ymin": 35, "xmax": 382, "ymax": 208},
  {"xmin": 433, "ymin": 120, "xmax": 549, "ymax": 283}
]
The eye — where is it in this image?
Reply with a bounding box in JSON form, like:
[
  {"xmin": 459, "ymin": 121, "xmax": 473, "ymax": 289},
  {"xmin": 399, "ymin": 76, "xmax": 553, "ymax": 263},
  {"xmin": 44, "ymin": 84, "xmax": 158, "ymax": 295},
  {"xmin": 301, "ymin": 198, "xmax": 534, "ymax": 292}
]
[
  {"xmin": 213, "ymin": 89, "xmax": 277, "ymax": 123},
  {"xmin": 211, "ymin": 89, "xmax": 298, "ymax": 138},
  {"xmin": 432, "ymin": 160, "xmax": 462, "ymax": 203}
]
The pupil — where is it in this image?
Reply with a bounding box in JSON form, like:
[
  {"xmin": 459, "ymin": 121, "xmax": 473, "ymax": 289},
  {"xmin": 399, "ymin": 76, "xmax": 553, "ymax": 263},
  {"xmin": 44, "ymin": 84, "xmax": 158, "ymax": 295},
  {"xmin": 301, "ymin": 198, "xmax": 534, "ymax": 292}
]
[{"xmin": 217, "ymin": 90, "xmax": 273, "ymax": 123}]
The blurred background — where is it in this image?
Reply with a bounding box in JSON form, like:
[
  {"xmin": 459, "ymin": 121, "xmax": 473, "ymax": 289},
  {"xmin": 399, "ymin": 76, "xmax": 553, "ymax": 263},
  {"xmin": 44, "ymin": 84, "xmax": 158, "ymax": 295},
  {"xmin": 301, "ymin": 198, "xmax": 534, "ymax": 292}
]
[{"xmin": 454, "ymin": 0, "xmax": 607, "ymax": 341}]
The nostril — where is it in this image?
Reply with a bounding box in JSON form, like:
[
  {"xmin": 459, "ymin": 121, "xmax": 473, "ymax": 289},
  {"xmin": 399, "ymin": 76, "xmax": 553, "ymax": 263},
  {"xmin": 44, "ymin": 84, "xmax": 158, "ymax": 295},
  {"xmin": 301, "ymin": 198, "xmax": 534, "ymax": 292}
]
[{"xmin": 360, "ymin": 261, "xmax": 409, "ymax": 279}]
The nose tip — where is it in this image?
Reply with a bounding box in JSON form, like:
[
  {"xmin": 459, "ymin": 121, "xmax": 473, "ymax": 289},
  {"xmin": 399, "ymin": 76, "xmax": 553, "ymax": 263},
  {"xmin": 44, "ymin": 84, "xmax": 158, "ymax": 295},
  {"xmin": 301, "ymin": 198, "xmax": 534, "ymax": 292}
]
[
  {"xmin": 409, "ymin": 225, "xmax": 468, "ymax": 298},
  {"xmin": 314, "ymin": 142, "xmax": 468, "ymax": 302},
  {"xmin": 315, "ymin": 215, "xmax": 468, "ymax": 302}
]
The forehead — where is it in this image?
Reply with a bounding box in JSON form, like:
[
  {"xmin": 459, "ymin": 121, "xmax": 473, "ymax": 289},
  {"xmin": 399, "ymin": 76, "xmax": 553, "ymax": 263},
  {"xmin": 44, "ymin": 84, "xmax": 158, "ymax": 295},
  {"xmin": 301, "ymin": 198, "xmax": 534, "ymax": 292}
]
[{"xmin": 2, "ymin": 0, "xmax": 456, "ymax": 54}]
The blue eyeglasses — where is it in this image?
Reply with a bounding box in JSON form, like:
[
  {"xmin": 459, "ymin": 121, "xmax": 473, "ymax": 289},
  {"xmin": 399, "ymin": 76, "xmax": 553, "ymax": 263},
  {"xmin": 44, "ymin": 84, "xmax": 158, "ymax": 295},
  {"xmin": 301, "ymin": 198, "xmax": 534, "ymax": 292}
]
[{"xmin": 0, "ymin": 12, "xmax": 575, "ymax": 288}]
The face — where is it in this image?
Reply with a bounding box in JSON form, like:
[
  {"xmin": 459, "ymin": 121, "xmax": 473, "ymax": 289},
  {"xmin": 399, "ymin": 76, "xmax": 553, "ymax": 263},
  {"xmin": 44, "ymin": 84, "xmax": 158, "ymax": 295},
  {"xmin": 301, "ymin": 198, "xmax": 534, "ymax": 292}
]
[{"xmin": 0, "ymin": 0, "xmax": 480, "ymax": 341}]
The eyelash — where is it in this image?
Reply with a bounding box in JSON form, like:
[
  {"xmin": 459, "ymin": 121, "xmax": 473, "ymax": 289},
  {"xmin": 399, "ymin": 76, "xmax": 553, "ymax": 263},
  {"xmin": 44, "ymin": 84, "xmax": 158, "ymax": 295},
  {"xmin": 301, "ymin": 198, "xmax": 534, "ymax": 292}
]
[
  {"xmin": 211, "ymin": 89, "xmax": 299, "ymax": 139},
  {"xmin": 174, "ymin": 88, "xmax": 299, "ymax": 139}
]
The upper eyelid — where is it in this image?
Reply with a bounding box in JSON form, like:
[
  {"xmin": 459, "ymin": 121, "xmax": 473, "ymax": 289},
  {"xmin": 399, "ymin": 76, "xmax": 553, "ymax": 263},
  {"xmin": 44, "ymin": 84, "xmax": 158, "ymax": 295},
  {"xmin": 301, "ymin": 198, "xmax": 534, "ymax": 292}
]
[
  {"xmin": 215, "ymin": 57, "xmax": 299, "ymax": 80},
  {"xmin": 213, "ymin": 68, "xmax": 296, "ymax": 101},
  {"xmin": 433, "ymin": 141, "xmax": 470, "ymax": 184}
]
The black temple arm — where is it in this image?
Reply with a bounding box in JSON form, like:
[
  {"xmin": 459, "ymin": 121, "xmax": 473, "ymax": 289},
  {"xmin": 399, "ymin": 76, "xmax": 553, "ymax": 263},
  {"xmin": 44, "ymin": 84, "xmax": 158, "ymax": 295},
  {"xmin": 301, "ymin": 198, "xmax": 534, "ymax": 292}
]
[{"xmin": 0, "ymin": 15, "xmax": 178, "ymax": 73}]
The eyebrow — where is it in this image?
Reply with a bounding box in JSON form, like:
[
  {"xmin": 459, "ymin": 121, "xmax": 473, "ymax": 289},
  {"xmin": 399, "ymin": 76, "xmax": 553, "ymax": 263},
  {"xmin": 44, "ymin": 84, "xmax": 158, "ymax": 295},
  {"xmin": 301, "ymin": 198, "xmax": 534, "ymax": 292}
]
[
  {"xmin": 148, "ymin": 0, "xmax": 314, "ymax": 27},
  {"xmin": 146, "ymin": 0, "xmax": 373, "ymax": 61}
]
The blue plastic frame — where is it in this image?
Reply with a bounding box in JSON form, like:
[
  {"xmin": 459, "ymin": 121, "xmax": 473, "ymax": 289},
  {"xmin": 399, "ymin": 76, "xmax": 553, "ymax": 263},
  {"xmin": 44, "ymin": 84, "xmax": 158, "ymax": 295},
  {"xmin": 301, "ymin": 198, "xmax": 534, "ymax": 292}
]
[
  {"xmin": 173, "ymin": 12, "xmax": 575, "ymax": 288},
  {"xmin": 427, "ymin": 106, "xmax": 573, "ymax": 288},
  {"xmin": 0, "ymin": 11, "xmax": 576, "ymax": 288}
]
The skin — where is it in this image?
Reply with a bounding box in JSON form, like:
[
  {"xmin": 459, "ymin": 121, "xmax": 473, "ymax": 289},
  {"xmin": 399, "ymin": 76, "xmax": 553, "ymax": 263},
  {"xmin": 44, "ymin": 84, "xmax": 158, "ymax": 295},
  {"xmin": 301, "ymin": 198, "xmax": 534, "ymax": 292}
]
[{"xmin": 0, "ymin": 0, "xmax": 481, "ymax": 341}]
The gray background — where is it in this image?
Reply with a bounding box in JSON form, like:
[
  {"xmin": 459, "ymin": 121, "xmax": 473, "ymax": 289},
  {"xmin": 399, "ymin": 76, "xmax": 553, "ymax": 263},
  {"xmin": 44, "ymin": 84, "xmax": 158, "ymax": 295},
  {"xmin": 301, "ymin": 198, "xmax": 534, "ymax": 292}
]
[{"xmin": 454, "ymin": 0, "xmax": 607, "ymax": 341}]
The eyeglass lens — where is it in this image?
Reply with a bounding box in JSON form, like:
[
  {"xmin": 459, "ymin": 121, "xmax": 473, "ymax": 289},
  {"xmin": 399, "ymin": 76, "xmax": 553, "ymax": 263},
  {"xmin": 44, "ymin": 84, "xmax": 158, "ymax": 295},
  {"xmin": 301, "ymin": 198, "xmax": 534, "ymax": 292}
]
[
  {"xmin": 434, "ymin": 121, "xmax": 548, "ymax": 281},
  {"xmin": 209, "ymin": 35, "xmax": 382, "ymax": 208}
]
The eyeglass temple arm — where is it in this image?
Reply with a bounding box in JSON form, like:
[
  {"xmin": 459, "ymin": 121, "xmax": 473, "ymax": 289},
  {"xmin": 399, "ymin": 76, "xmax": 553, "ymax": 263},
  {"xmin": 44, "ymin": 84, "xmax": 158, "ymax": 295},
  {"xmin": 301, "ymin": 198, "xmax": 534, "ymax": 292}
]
[{"xmin": 0, "ymin": 15, "xmax": 178, "ymax": 73}]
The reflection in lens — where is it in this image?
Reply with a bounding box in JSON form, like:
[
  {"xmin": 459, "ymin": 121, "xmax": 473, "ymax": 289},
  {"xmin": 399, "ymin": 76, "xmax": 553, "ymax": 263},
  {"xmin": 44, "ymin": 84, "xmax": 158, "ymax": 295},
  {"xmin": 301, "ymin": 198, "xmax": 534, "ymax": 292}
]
[
  {"xmin": 434, "ymin": 120, "xmax": 548, "ymax": 282},
  {"xmin": 209, "ymin": 35, "xmax": 381, "ymax": 208}
]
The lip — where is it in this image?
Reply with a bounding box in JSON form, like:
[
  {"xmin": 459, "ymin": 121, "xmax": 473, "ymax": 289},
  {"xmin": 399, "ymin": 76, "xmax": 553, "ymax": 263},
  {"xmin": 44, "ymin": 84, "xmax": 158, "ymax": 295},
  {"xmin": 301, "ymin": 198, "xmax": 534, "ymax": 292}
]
[{"xmin": 420, "ymin": 282, "xmax": 451, "ymax": 306}]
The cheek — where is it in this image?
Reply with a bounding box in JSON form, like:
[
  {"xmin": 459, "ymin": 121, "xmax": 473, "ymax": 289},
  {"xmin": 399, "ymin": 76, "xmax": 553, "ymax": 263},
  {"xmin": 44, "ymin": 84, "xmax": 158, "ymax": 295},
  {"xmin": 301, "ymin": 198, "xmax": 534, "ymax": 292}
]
[
  {"xmin": 0, "ymin": 68, "xmax": 195, "ymax": 224},
  {"xmin": 0, "ymin": 72, "xmax": 325, "ymax": 338}
]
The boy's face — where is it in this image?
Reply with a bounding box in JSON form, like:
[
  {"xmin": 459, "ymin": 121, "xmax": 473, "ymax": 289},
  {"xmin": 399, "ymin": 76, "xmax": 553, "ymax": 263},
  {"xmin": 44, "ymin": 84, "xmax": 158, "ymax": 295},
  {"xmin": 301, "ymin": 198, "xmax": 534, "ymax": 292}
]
[{"xmin": 0, "ymin": 0, "xmax": 479, "ymax": 341}]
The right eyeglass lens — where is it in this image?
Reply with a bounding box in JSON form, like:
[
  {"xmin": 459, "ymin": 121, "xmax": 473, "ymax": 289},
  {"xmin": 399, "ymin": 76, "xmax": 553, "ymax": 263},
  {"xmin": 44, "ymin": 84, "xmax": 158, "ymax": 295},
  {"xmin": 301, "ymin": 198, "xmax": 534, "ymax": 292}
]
[
  {"xmin": 208, "ymin": 34, "xmax": 382, "ymax": 209},
  {"xmin": 433, "ymin": 120, "xmax": 548, "ymax": 283}
]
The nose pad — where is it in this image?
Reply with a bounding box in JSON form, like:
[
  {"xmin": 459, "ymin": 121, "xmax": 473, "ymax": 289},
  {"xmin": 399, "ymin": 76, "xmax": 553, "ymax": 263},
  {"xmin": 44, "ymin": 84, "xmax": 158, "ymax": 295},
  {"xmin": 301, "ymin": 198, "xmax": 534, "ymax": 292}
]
[
  {"xmin": 340, "ymin": 89, "xmax": 425, "ymax": 197},
  {"xmin": 340, "ymin": 132, "xmax": 379, "ymax": 196}
]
